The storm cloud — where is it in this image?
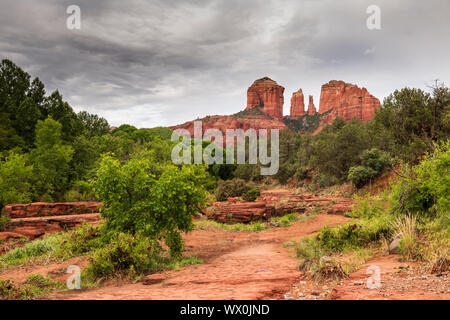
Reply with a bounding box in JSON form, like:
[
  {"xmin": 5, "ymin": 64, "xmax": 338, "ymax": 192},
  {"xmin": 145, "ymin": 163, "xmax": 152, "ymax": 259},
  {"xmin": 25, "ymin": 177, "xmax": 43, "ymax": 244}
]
[{"xmin": 0, "ymin": 0, "xmax": 449, "ymax": 127}]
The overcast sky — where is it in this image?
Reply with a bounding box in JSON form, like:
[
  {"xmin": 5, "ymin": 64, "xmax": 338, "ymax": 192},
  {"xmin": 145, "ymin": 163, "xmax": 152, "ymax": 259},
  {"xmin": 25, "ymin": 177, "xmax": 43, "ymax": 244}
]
[{"xmin": 1, "ymin": 0, "xmax": 449, "ymax": 128}]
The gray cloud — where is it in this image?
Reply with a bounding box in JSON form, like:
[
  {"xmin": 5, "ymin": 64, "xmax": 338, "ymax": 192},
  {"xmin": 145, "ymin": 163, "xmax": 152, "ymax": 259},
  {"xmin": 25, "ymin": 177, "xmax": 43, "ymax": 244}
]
[{"xmin": 0, "ymin": 0, "xmax": 449, "ymax": 127}]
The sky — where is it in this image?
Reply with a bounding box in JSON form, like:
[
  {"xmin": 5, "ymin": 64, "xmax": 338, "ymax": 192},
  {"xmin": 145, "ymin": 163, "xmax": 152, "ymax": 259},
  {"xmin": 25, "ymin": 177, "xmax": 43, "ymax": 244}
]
[{"xmin": 0, "ymin": 0, "xmax": 449, "ymax": 128}]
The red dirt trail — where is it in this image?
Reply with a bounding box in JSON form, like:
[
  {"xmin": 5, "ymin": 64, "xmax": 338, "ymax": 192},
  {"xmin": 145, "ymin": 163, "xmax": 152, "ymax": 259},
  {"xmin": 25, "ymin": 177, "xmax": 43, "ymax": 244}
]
[{"xmin": 47, "ymin": 214, "xmax": 349, "ymax": 300}]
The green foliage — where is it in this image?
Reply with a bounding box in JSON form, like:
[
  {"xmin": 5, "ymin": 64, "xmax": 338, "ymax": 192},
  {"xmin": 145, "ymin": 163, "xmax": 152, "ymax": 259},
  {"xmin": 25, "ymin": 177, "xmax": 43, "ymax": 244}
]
[
  {"xmin": 57, "ymin": 224, "xmax": 104, "ymax": 258},
  {"xmin": 348, "ymin": 148, "xmax": 390, "ymax": 188},
  {"xmin": 283, "ymin": 109, "xmax": 333, "ymax": 133},
  {"xmin": 0, "ymin": 275, "xmax": 63, "ymax": 300},
  {"xmin": 270, "ymin": 213, "xmax": 301, "ymax": 227},
  {"xmin": 93, "ymin": 155, "xmax": 208, "ymax": 256},
  {"xmin": 195, "ymin": 220, "xmax": 268, "ymax": 232},
  {"xmin": 372, "ymin": 84, "xmax": 450, "ymax": 162},
  {"xmin": 84, "ymin": 232, "xmax": 164, "ymax": 280},
  {"xmin": 215, "ymin": 178, "xmax": 256, "ymax": 201},
  {"xmin": 315, "ymin": 215, "xmax": 393, "ymax": 252},
  {"xmin": 0, "ymin": 152, "xmax": 34, "ymax": 212},
  {"xmin": 242, "ymin": 187, "xmax": 260, "ymax": 202},
  {"xmin": 348, "ymin": 166, "xmax": 377, "ymax": 189},
  {"xmin": 76, "ymin": 111, "xmax": 109, "ymax": 138},
  {"xmin": 0, "ymin": 234, "xmax": 62, "ymax": 269},
  {"xmin": 31, "ymin": 117, "xmax": 74, "ymax": 199},
  {"xmin": 391, "ymin": 140, "xmax": 450, "ymax": 218}
]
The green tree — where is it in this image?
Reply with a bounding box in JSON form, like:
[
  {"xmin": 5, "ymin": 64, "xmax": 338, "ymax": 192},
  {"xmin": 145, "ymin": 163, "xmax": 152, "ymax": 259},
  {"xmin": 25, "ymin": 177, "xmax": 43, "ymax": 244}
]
[
  {"xmin": 31, "ymin": 118, "xmax": 74, "ymax": 200},
  {"xmin": 373, "ymin": 84, "xmax": 450, "ymax": 161},
  {"xmin": 76, "ymin": 111, "xmax": 110, "ymax": 138},
  {"xmin": 0, "ymin": 152, "xmax": 34, "ymax": 212},
  {"xmin": 94, "ymin": 155, "xmax": 208, "ymax": 256}
]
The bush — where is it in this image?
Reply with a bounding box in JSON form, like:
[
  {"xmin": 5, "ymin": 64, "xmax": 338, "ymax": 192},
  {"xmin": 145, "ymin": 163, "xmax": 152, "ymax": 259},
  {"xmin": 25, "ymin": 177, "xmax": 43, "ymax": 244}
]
[
  {"xmin": 0, "ymin": 234, "xmax": 62, "ymax": 268},
  {"xmin": 317, "ymin": 215, "xmax": 393, "ymax": 252},
  {"xmin": 242, "ymin": 187, "xmax": 260, "ymax": 202},
  {"xmin": 93, "ymin": 155, "xmax": 208, "ymax": 257},
  {"xmin": 313, "ymin": 173, "xmax": 339, "ymax": 188},
  {"xmin": 84, "ymin": 233, "xmax": 164, "ymax": 280},
  {"xmin": 348, "ymin": 166, "xmax": 376, "ymax": 189},
  {"xmin": 391, "ymin": 141, "xmax": 450, "ymax": 218},
  {"xmin": 57, "ymin": 224, "xmax": 103, "ymax": 258},
  {"xmin": 215, "ymin": 178, "xmax": 255, "ymax": 201},
  {"xmin": 348, "ymin": 148, "xmax": 390, "ymax": 188}
]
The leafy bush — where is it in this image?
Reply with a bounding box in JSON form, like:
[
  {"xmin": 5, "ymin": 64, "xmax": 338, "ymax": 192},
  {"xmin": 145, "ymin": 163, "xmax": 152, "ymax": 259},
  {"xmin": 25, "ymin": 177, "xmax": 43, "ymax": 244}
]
[
  {"xmin": 348, "ymin": 166, "xmax": 377, "ymax": 189},
  {"xmin": 348, "ymin": 148, "xmax": 390, "ymax": 188},
  {"xmin": 93, "ymin": 155, "xmax": 208, "ymax": 257},
  {"xmin": 242, "ymin": 187, "xmax": 260, "ymax": 202},
  {"xmin": 215, "ymin": 178, "xmax": 255, "ymax": 201},
  {"xmin": 84, "ymin": 233, "xmax": 164, "ymax": 280},
  {"xmin": 0, "ymin": 152, "xmax": 34, "ymax": 212},
  {"xmin": 57, "ymin": 224, "xmax": 103, "ymax": 258},
  {"xmin": 391, "ymin": 141, "xmax": 449, "ymax": 218},
  {"xmin": 317, "ymin": 215, "xmax": 393, "ymax": 252}
]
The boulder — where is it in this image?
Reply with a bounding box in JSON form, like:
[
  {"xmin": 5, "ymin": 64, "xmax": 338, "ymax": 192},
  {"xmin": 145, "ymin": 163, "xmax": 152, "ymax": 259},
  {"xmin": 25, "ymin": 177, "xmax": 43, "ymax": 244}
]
[{"xmin": 389, "ymin": 236, "xmax": 401, "ymax": 254}]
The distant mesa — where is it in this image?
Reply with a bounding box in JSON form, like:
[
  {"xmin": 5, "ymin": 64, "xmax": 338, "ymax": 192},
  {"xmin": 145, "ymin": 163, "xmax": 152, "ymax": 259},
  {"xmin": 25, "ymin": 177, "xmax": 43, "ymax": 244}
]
[{"xmin": 169, "ymin": 77, "xmax": 381, "ymax": 135}]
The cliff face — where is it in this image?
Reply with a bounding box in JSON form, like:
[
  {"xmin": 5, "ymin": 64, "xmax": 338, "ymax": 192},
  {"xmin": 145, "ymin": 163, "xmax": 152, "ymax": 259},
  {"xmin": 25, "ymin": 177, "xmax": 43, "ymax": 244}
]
[
  {"xmin": 318, "ymin": 80, "xmax": 381, "ymax": 123},
  {"xmin": 246, "ymin": 77, "xmax": 284, "ymax": 120},
  {"xmin": 290, "ymin": 89, "xmax": 305, "ymax": 117}
]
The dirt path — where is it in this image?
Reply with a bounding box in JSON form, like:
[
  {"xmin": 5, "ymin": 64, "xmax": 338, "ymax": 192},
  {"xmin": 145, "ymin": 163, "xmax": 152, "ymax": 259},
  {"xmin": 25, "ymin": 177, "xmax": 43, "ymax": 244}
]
[
  {"xmin": 330, "ymin": 255, "xmax": 450, "ymax": 300},
  {"xmin": 47, "ymin": 214, "xmax": 349, "ymax": 300}
]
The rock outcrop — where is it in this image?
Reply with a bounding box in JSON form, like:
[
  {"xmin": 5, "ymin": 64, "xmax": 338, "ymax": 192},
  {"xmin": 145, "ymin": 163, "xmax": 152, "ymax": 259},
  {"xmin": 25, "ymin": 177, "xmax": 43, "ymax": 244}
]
[
  {"xmin": 307, "ymin": 95, "xmax": 317, "ymax": 115},
  {"xmin": 170, "ymin": 78, "xmax": 381, "ymax": 137},
  {"xmin": 205, "ymin": 191, "xmax": 353, "ymax": 223},
  {"xmin": 318, "ymin": 80, "xmax": 381, "ymax": 122},
  {"xmin": 246, "ymin": 77, "xmax": 284, "ymax": 120},
  {"xmin": 5, "ymin": 202, "xmax": 102, "ymax": 219},
  {"xmin": 290, "ymin": 89, "xmax": 305, "ymax": 117}
]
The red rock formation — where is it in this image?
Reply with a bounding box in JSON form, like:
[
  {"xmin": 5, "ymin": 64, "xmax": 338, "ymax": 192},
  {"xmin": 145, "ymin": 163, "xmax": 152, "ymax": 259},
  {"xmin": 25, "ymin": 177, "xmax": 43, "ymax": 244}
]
[
  {"xmin": 246, "ymin": 77, "xmax": 284, "ymax": 120},
  {"xmin": 204, "ymin": 191, "xmax": 354, "ymax": 223},
  {"xmin": 307, "ymin": 95, "xmax": 317, "ymax": 115},
  {"xmin": 318, "ymin": 80, "xmax": 380, "ymax": 122},
  {"xmin": 170, "ymin": 114, "xmax": 287, "ymax": 138},
  {"xmin": 5, "ymin": 202, "xmax": 102, "ymax": 219},
  {"xmin": 0, "ymin": 213, "xmax": 101, "ymax": 241},
  {"xmin": 290, "ymin": 89, "xmax": 305, "ymax": 117}
]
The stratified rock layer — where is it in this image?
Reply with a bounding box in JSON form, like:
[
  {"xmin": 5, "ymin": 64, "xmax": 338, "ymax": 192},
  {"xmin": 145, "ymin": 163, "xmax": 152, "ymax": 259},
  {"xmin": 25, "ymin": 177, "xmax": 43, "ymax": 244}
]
[
  {"xmin": 290, "ymin": 89, "xmax": 305, "ymax": 117},
  {"xmin": 5, "ymin": 202, "xmax": 102, "ymax": 219},
  {"xmin": 246, "ymin": 77, "xmax": 284, "ymax": 120}
]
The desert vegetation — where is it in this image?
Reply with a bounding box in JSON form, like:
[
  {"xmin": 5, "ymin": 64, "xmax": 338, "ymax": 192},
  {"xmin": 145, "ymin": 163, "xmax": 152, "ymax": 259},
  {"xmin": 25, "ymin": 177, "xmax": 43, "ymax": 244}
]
[{"xmin": 0, "ymin": 59, "xmax": 448, "ymax": 299}]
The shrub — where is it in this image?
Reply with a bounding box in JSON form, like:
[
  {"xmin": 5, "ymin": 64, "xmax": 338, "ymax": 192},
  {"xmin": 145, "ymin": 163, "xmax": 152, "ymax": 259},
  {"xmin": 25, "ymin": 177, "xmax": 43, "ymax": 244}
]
[
  {"xmin": 215, "ymin": 178, "xmax": 254, "ymax": 201},
  {"xmin": 93, "ymin": 155, "xmax": 208, "ymax": 257},
  {"xmin": 348, "ymin": 148, "xmax": 390, "ymax": 188},
  {"xmin": 317, "ymin": 215, "xmax": 393, "ymax": 252},
  {"xmin": 391, "ymin": 140, "xmax": 449, "ymax": 218},
  {"xmin": 242, "ymin": 187, "xmax": 260, "ymax": 202},
  {"xmin": 348, "ymin": 166, "xmax": 377, "ymax": 189},
  {"xmin": 0, "ymin": 275, "xmax": 63, "ymax": 300},
  {"xmin": 84, "ymin": 233, "xmax": 164, "ymax": 280},
  {"xmin": 391, "ymin": 214, "xmax": 422, "ymax": 260},
  {"xmin": 0, "ymin": 234, "xmax": 62, "ymax": 268},
  {"xmin": 57, "ymin": 224, "xmax": 103, "ymax": 258}
]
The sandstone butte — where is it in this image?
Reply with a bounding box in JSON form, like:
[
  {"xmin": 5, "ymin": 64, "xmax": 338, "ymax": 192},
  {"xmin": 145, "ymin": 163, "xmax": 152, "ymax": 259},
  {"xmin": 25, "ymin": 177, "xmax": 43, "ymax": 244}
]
[{"xmin": 169, "ymin": 78, "xmax": 381, "ymax": 136}]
